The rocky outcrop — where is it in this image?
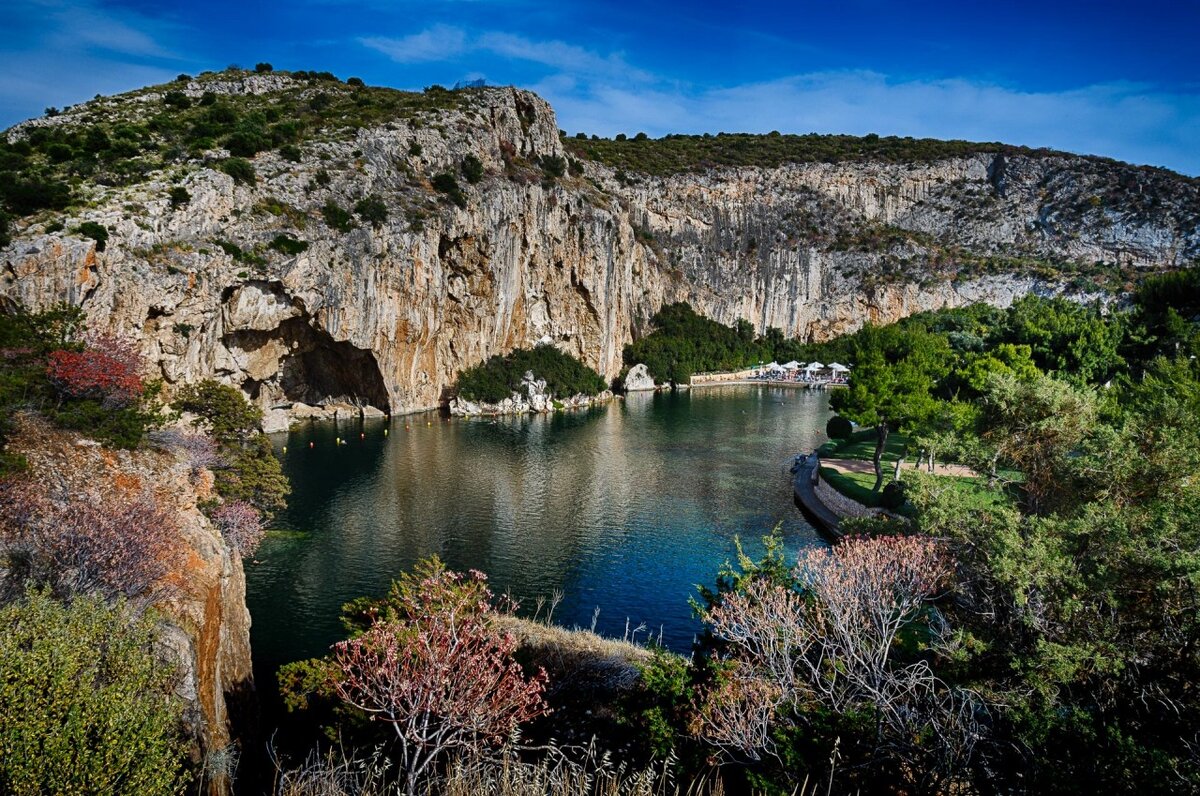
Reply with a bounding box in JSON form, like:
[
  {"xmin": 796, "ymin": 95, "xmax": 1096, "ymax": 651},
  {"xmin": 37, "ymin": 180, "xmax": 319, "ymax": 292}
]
[
  {"xmin": 622, "ymin": 363, "xmax": 658, "ymax": 391},
  {"xmin": 2, "ymin": 76, "xmax": 1196, "ymax": 417},
  {"xmin": 5, "ymin": 418, "xmax": 252, "ymax": 795},
  {"xmin": 448, "ymin": 370, "xmax": 613, "ymax": 416}
]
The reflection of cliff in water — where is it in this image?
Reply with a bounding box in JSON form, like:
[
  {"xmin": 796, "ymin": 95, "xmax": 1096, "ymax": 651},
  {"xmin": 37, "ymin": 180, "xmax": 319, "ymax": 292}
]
[{"xmin": 249, "ymin": 386, "xmax": 833, "ymax": 671}]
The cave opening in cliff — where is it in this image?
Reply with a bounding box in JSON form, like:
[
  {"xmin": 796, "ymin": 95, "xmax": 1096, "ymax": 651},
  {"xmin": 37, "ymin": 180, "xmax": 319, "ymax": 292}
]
[{"xmin": 225, "ymin": 318, "xmax": 391, "ymax": 413}]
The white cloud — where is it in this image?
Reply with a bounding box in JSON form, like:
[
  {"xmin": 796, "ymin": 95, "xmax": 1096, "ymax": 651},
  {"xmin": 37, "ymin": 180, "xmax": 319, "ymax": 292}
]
[
  {"xmin": 360, "ymin": 25, "xmax": 467, "ymax": 63},
  {"xmin": 475, "ymin": 31, "xmax": 653, "ymax": 84}
]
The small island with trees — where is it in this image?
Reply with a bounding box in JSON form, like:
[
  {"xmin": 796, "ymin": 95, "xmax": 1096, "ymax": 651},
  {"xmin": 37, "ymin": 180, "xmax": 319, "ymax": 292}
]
[{"xmin": 449, "ymin": 344, "xmax": 612, "ymax": 416}]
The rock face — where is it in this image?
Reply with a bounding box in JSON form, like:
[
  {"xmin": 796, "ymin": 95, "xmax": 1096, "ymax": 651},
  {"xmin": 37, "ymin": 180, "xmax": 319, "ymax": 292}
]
[
  {"xmin": 448, "ymin": 370, "xmax": 613, "ymax": 416},
  {"xmin": 6, "ymin": 418, "xmax": 252, "ymax": 796},
  {"xmin": 2, "ymin": 76, "xmax": 1197, "ymax": 416},
  {"xmin": 623, "ymin": 363, "xmax": 658, "ymax": 391}
]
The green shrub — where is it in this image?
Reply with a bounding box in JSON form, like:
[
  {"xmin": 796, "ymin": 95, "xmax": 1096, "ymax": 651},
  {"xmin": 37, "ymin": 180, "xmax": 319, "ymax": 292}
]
[
  {"xmin": 220, "ymin": 157, "xmax": 256, "ymax": 186},
  {"xmin": 0, "ymin": 209, "xmax": 10, "ymax": 248},
  {"xmin": 45, "ymin": 142, "xmax": 74, "ymax": 163},
  {"xmin": 162, "ymin": 90, "xmax": 190, "ymax": 110},
  {"xmin": 215, "ymin": 434, "xmax": 291, "ymax": 519},
  {"xmin": 47, "ymin": 397, "xmax": 159, "ymax": 449},
  {"xmin": 0, "ymin": 588, "xmax": 187, "ymax": 796},
  {"xmin": 75, "ymin": 221, "xmax": 109, "ymax": 251},
  {"xmin": 1, "ymin": 175, "xmax": 72, "ymax": 215},
  {"xmin": 430, "ymin": 172, "xmax": 466, "ymax": 208},
  {"xmin": 455, "ymin": 344, "xmax": 606, "ymax": 403},
  {"xmin": 826, "ymin": 415, "xmax": 853, "ymax": 440},
  {"xmin": 278, "ymin": 143, "xmax": 302, "ymax": 162},
  {"xmin": 408, "ymin": 142, "xmax": 422, "ymax": 157},
  {"xmin": 269, "ymin": 233, "xmax": 309, "ymax": 255},
  {"xmin": 322, "ymin": 200, "xmax": 355, "ymax": 232},
  {"xmin": 168, "ymin": 186, "xmax": 190, "ymax": 209},
  {"xmin": 346, "ymin": 76, "xmax": 365, "ymax": 87},
  {"xmin": 540, "ymin": 154, "xmax": 566, "ymax": 179},
  {"xmin": 354, "ymin": 194, "xmax": 388, "ymax": 227},
  {"xmin": 462, "ymin": 154, "xmax": 484, "ymax": 184},
  {"xmin": 255, "ymin": 62, "xmax": 273, "ymax": 73},
  {"xmin": 172, "ymin": 379, "xmax": 262, "ymax": 440}
]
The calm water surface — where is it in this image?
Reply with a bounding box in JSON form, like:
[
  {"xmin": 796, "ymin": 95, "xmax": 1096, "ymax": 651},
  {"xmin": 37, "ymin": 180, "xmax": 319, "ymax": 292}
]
[{"xmin": 247, "ymin": 385, "xmax": 832, "ymax": 677}]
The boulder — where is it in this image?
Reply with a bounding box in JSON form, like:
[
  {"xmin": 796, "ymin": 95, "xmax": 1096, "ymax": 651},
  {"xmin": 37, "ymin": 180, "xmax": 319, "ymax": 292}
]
[
  {"xmin": 261, "ymin": 407, "xmax": 291, "ymax": 434},
  {"xmin": 624, "ymin": 363, "xmax": 656, "ymax": 391}
]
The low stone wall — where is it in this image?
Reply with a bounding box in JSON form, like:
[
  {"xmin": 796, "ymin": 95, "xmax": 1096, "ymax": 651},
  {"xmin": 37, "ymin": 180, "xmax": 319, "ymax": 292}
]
[
  {"xmin": 690, "ymin": 368, "xmax": 761, "ymax": 385},
  {"xmin": 815, "ymin": 475, "xmax": 884, "ymax": 520}
]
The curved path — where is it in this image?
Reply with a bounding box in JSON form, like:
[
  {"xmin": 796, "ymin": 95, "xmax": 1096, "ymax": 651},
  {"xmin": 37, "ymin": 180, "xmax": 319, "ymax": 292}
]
[{"xmin": 791, "ymin": 454, "xmax": 843, "ymax": 539}]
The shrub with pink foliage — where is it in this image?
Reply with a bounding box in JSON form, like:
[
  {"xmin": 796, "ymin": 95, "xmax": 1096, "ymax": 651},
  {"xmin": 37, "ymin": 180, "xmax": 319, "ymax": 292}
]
[
  {"xmin": 209, "ymin": 499, "xmax": 267, "ymax": 556},
  {"xmin": 697, "ymin": 533, "xmax": 977, "ymax": 779},
  {"xmin": 330, "ymin": 562, "xmax": 549, "ymax": 795},
  {"xmin": 0, "ymin": 478, "xmax": 181, "ymax": 601}
]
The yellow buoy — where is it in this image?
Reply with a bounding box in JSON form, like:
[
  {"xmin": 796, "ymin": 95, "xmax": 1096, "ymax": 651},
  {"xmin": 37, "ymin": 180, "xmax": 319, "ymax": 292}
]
[{"xmin": 282, "ymin": 446, "xmax": 287, "ymax": 454}]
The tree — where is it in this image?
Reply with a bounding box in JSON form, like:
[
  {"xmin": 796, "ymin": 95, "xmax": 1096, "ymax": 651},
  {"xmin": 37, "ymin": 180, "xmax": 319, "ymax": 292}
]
[
  {"xmin": 330, "ymin": 561, "xmax": 549, "ymax": 795},
  {"xmin": 976, "ymin": 372, "xmax": 1096, "ymax": 513},
  {"xmin": 696, "ymin": 534, "xmax": 974, "ymax": 791},
  {"xmin": 830, "ymin": 325, "xmax": 949, "ymax": 491},
  {"xmin": 173, "ymin": 379, "xmax": 262, "ymax": 441},
  {"xmin": 0, "ymin": 588, "xmax": 187, "ymax": 795}
]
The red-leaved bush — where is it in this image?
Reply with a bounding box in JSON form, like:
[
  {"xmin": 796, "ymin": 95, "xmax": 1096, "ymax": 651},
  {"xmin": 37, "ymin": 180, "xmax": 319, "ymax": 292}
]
[
  {"xmin": 210, "ymin": 499, "xmax": 267, "ymax": 556},
  {"xmin": 331, "ymin": 564, "xmax": 549, "ymax": 795},
  {"xmin": 0, "ymin": 478, "xmax": 181, "ymax": 601},
  {"xmin": 46, "ymin": 334, "xmax": 144, "ymax": 407}
]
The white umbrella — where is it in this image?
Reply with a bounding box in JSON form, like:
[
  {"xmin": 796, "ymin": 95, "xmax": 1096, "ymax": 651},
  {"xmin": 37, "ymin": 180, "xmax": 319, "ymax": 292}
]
[
  {"xmin": 765, "ymin": 361, "xmax": 780, "ymax": 370},
  {"xmin": 782, "ymin": 360, "xmax": 801, "ymax": 370},
  {"xmin": 828, "ymin": 362, "xmax": 849, "ymax": 372},
  {"xmin": 805, "ymin": 361, "xmax": 825, "ymax": 371}
]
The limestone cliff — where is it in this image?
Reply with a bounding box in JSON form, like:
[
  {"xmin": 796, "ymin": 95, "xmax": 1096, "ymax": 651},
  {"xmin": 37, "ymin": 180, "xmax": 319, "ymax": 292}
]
[
  {"xmin": 2, "ymin": 71, "xmax": 1196, "ymax": 416},
  {"xmin": 6, "ymin": 418, "xmax": 253, "ymax": 795}
]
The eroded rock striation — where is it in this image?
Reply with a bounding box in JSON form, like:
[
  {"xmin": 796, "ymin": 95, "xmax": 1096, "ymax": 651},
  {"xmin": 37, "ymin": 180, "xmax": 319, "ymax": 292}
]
[{"xmin": 2, "ymin": 73, "xmax": 1197, "ymax": 418}]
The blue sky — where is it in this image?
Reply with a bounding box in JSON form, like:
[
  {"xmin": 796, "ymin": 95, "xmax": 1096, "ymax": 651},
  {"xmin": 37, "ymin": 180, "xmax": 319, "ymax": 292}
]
[{"xmin": 2, "ymin": 0, "xmax": 1198, "ymax": 174}]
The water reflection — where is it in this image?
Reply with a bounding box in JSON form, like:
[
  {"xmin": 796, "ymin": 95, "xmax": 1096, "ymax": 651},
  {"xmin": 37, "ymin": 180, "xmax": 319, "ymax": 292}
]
[{"xmin": 247, "ymin": 385, "xmax": 832, "ymax": 673}]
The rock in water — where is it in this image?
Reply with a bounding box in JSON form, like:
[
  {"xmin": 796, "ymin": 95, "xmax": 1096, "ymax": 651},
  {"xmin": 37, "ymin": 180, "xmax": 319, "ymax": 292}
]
[{"xmin": 624, "ymin": 363, "xmax": 657, "ymax": 391}]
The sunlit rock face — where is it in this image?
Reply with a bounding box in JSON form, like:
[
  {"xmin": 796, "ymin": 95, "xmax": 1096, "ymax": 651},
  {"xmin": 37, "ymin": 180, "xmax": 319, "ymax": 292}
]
[{"xmin": 3, "ymin": 79, "xmax": 1195, "ymax": 416}]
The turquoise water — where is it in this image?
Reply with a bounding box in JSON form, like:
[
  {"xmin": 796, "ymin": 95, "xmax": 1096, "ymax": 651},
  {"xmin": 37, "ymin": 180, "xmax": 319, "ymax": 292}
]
[{"xmin": 246, "ymin": 385, "xmax": 832, "ymax": 676}]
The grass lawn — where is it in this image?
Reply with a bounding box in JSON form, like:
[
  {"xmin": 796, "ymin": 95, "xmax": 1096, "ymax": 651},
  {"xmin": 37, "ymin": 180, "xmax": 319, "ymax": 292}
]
[
  {"xmin": 817, "ymin": 429, "xmax": 910, "ymax": 462},
  {"xmin": 820, "ymin": 466, "xmax": 883, "ymax": 507},
  {"xmin": 820, "ymin": 464, "xmax": 1015, "ymax": 515}
]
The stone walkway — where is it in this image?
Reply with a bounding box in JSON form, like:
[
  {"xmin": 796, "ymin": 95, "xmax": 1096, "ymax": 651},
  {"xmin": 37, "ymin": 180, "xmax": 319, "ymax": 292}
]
[{"xmin": 823, "ymin": 457, "xmax": 977, "ymax": 479}]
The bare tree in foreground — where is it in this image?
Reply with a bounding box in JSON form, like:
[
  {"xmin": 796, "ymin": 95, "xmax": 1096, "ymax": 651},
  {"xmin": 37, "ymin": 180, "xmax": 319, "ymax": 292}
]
[{"xmin": 698, "ymin": 534, "xmax": 985, "ymax": 790}]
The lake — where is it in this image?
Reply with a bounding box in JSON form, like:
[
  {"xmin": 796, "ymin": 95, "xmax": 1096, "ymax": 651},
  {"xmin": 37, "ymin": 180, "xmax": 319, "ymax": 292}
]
[{"xmin": 246, "ymin": 385, "xmax": 833, "ymax": 680}]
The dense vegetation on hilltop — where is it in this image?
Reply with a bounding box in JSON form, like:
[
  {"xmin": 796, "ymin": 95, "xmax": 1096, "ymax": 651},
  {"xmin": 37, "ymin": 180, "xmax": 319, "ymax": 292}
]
[
  {"xmin": 455, "ymin": 344, "xmax": 607, "ymax": 403},
  {"xmin": 563, "ymin": 129, "xmax": 1031, "ymax": 176},
  {"xmin": 0, "ymin": 68, "xmax": 483, "ymax": 244}
]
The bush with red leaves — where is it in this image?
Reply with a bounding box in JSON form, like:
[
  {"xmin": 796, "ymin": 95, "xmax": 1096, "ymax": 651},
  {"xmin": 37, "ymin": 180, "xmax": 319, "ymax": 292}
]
[
  {"xmin": 329, "ymin": 561, "xmax": 549, "ymax": 795},
  {"xmin": 46, "ymin": 335, "xmax": 144, "ymax": 407}
]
